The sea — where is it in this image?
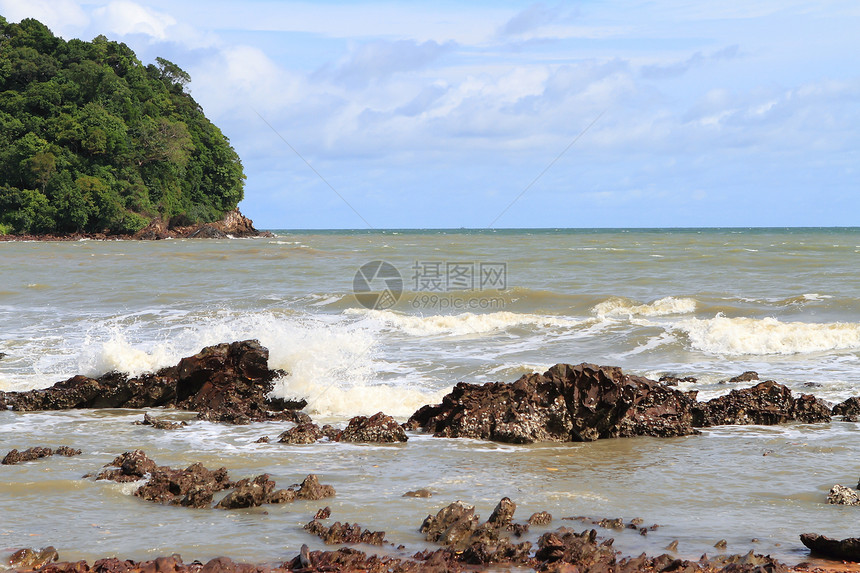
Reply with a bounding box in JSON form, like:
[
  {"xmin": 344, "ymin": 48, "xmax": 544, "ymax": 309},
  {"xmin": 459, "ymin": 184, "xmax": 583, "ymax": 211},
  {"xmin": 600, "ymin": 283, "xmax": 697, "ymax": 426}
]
[{"xmin": 2, "ymin": 228, "xmax": 860, "ymax": 568}]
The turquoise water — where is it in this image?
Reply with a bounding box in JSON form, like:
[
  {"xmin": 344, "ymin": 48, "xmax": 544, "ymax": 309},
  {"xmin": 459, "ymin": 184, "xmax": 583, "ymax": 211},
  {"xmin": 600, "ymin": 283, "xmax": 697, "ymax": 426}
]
[{"xmin": 1, "ymin": 228, "xmax": 860, "ymax": 567}]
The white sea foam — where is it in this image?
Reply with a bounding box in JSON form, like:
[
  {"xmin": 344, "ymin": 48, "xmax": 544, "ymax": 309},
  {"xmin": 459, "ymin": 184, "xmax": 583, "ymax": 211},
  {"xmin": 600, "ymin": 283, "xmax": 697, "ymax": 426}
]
[
  {"xmin": 350, "ymin": 309, "xmax": 586, "ymax": 336},
  {"xmin": 674, "ymin": 314, "xmax": 860, "ymax": 356},
  {"xmin": 593, "ymin": 296, "xmax": 697, "ymax": 319}
]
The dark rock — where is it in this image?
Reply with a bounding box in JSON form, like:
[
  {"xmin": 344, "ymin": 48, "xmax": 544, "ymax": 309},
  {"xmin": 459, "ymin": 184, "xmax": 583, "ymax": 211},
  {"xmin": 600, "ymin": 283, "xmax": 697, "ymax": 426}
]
[
  {"xmin": 487, "ymin": 497, "xmax": 516, "ymax": 528},
  {"xmin": 254, "ymin": 436, "xmax": 269, "ymax": 443},
  {"xmin": 267, "ymin": 489, "xmax": 296, "ymax": 504},
  {"xmin": 2, "ymin": 446, "xmax": 58, "ymax": 465},
  {"xmin": 714, "ymin": 539, "xmax": 727, "ymax": 549},
  {"xmin": 187, "ymin": 225, "xmax": 228, "ymax": 239},
  {"xmin": 833, "ymin": 396, "xmax": 860, "ymax": 422},
  {"xmin": 265, "ymin": 396, "xmax": 308, "ymax": 412},
  {"xmin": 304, "ymin": 519, "xmax": 387, "ymax": 546},
  {"xmin": 55, "ymin": 446, "xmax": 82, "ymax": 457},
  {"xmin": 135, "ymin": 412, "xmax": 187, "ymax": 430},
  {"xmin": 693, "ymin": 380, "xmax": 832, "ymax": 426},
  {"xmin": 534, "ymin": 528, "xmax": 616, "ymax": 570},
  {"xmin": 277, "ymin": 423, "xmax": 323, "ymax": 444},
  {"xmin": 528, "ymin": 511, "xmax": 552, "ymax": 526},
  {"xmin": 801, "ymin": 533, "xmax": 860, "ymax": 562},
  {"xmin": 136, "ymin": 462, "xmax": 233, "ymax": 507},
  {"xmin": 340, "ymin": 412, "xmax": 408, "ymax": 443},
  {"xmin": 215, "ymin": 474, "xmax": 275, "ymax": 509},
  {"xmin": 659, "ymin": 375, "xmax": 697, "ymax": 386},
  {"xmin": 827, "ymin": 484, "xmax": 860, "ymax": 505},
  {"xmin": 403, "ymin": 489, "xmax": 433, "ymax": 498},
  {"xmin": 96, "ymin": 450, "xmax": 159, "ymax": 482},
  {"xmin": 320, "ymin": 425, "xmax": 340, "ymax": 441},
  {"xmin": 420, "ymin": 501, "xmax": 480, "ymax": 549},
  {"xmin": 409, "ymin": 363, "xmax": 699, "ymax": 444},
  {"xmin": 3, "ymin": 340, "xmax": 300, "ymax": 425},
  {"xmin": 293, "ymin": 474, "xmax": 335, "ymax": 500},
  {"xmin": 314, "ymin": 507, "xmax": 331, "ymax": 519},
  {"xmin": 726, "ymin": 371, "xmax": 759, "ymax": 384}
]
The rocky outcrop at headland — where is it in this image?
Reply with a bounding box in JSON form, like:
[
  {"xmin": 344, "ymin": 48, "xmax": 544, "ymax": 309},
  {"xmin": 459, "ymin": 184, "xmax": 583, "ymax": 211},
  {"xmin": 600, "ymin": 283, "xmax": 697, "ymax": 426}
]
[
  {"xmin": 133, "ymin": 209, "xmax": 272, "ymax": 240},
  {"xmin": 408, "ymin": 364, "xmax": 832, "ymax": 444},
  {"xmin": 2, "ymin": 340, "xmax": 306, "ymax": 424},
  {"xmin": 407, "ymin": 363, "xmax": 700, "ymax": 443}
]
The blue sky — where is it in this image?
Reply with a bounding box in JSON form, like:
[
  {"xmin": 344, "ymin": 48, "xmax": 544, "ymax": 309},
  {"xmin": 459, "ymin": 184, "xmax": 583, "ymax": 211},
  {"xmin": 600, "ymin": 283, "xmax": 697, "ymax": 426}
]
[{"xmin": 2, "ymin": 1, "xmax": 858, "ymax": 229}]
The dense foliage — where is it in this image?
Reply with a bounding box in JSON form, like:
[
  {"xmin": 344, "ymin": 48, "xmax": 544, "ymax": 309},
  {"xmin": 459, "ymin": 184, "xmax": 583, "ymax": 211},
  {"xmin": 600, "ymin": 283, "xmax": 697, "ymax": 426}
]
[{"xmin": 0, "ymin": 16, "xmax": 245, "ymax": 235}]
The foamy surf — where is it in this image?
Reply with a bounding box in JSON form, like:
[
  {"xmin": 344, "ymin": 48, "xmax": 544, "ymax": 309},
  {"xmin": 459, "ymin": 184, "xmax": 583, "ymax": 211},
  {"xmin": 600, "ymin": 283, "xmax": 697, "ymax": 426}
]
[
  {"xmin": 349, "ymin": 309, "xmax": 586, "ymax": 336},
  {"xmin": 675, "ymin": 314, "xmax": 860, "ymax": 356},
  {"xmin": 592, "ymin": 296, "xmax": 697, "ymax": 319}
]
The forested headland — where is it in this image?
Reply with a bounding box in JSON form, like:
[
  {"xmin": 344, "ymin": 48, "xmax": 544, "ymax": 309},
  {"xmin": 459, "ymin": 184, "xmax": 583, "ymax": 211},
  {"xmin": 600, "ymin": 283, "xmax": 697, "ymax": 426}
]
[{"xmin": 0, "ymin": 16, "xmax": 247, "ymax": 236}]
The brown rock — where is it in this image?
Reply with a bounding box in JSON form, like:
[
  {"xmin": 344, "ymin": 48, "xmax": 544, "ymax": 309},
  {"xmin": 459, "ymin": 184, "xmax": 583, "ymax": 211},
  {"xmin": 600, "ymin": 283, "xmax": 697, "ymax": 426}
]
[
  {"xmin": 303, "ymin": 519, "xmax": 387, "ymax": 546},
  {"xmin": 693, "ymin": 380, "xmax": 832, "ymax": 426},
  {"xmin": 528, "ymin": 512, "xmax": 553, "ymax": 526},
  {"xmin": 96, "ymin": 450, "xmax": 158, "ymax": 482},
  {"xmin": 833, "ymin": 396, "xmax": 860, "ymax": 422},
  {"xmin": 827, "ymin": 484, "xmax": 860, "ymax": 505},
  {"xmin": 277, "ymin": 423, "xmax": 323, "ymax": 444},
  {"xmin": 215, "ymin": 475, "xmax": 275, "ymax": 509},
  {"xmin": 293, "ymin": 474, "xmax": 335, "ymax": 500},
  {"xmin": 420, "ymin": 501, "xmax": 479, "ymax": 549},
  {"xmin": 339, "ymin": 412, "xmax": 408, "ymax": 443},
  {"xmin": 409, "ymin": 363, "xmax": 699, "ymax": 443},
  {"xmin": 135, "ymin": 413, "xmax": 187, "ymax": 430}
]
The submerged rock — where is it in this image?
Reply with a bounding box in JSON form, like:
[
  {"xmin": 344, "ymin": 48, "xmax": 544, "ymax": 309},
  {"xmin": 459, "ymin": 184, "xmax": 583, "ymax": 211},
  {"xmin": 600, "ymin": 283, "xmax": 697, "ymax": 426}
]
[
  {"xmin": 304, "ymin": 519, "xmax": 387, "ymax": 546},
  {"xmin": 1, "ymin": 446, "xmax": 81, "ymax": 465},
  {"xmin": 278, "ymin": 423, "xmax": 324, "ymax": 444},
  {"xmin": 408, "ymin": 363, "xmax": 699, "ymax": 443},
  {"xmin": 340, "ymin": 412, "xmax": 408, "ymax": 443},
  {"xmin": 6, "ymin": 547, "xmax": 59, "ymax": 570},
  {"xmin": 801, "ymin": 532, "xmax": 860, "ymax": 562},
  {"xmin": 293, "ymin": 474, "xmax": 336, "ymax": 500},
  {"xmin": 135, "ymin": 412, "xmax": 187, "ymax": 430},
  {"xmin": 4, "ymin": 340, "xmax": 305, "ymax": 424},
  {"xmin": 693, "ymin": 380, "xmax": 831, "ymax": 427}
]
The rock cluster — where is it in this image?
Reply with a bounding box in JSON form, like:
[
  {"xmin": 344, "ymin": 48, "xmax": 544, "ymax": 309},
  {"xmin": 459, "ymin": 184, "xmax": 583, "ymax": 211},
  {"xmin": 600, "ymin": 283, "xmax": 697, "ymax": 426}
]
[
  {"xmin": 132, "ymin": 209, "xmax": 272, "ymax": 240},
  {"xmin": 2, "ymin": 446, "xmax": 81, "ymax": 465},
  {"xmin": 94, "ymin": 450, "xmax": 334, "ymax": 510},
  {"xmin": 2, "ymin": 341, "xmax": 306, "ymax": 424},
  {"xmin": 275, "ymin": 413, "xmax": 406, "ymax": 444},
  {"xmin": 408, "ymin": 364, "xmax": 833, "ymax": 444}
]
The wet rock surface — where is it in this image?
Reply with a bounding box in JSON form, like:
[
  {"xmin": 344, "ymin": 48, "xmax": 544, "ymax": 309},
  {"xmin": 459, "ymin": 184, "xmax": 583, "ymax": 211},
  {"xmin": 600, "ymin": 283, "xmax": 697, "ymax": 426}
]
[
  {"xmin": 339, "ymin": 412, "xmax": 408, "ymax": 443},
  {"xmin": 93, "ymin": 450, "xmax": 332, "ymax": 510},
  {"xmin": 801, "ymin": 533, "xmax": 860, "ymax": 562},
  {"xmin": 277, "ymin": 423, "xmax": 324, "ymax": 444},
  {"xmin": 832, "ymin": 396, "xmax": 860, "ymax": 422},
  {"xmin": 408, "ymin": 363, "xmax": 700, "ymax": 443},
  {"xmin": 3, "ymin": 341, "xmax": 304, "ymax": 424},
  {"xmin": 2, "ymin": 446, "xmax": 81, "ymax": 465},
  {"xmin": 303, "ymin": 518, "xmax": 387, "ymax": 546},
  {"xmin": 693, "ymin": 381, "xmax": 832, "ymax": 427}
]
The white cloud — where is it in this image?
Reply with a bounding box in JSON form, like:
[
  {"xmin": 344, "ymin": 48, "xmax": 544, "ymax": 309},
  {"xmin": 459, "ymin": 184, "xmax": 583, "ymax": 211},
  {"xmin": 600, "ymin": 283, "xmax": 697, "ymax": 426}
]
[
  {"xmin": 0, "ymin": 0, "xmax": 88, "ymax": 36},
  {"xmin": 92, "ymin": 0, "xmax": 176, "ymax": 40}
]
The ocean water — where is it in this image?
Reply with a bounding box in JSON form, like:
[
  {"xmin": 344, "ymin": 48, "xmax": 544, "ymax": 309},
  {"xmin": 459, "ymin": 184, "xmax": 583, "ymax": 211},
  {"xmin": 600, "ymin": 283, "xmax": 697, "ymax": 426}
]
[{"xmin": 1, "ymin": 228, "xmax": 860, "ymax": 567}]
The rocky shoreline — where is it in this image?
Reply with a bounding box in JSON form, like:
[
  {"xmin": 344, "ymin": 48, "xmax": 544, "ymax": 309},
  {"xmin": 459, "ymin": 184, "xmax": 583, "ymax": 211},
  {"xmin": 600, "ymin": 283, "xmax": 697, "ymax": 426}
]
[
  {"xmin": 5, "ymin": 340, "xmax": 860, "ymax": 571},
  {"xmin": 0, "ymin": 209, "xmax": 272, "ymax": 241}
]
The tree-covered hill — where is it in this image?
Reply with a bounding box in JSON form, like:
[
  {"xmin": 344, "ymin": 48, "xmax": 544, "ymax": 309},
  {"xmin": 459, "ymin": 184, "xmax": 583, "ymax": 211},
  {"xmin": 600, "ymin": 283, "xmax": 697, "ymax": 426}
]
[{"xmin": 0, "ymin": 16, "xmax": 245, "ymax": 236}]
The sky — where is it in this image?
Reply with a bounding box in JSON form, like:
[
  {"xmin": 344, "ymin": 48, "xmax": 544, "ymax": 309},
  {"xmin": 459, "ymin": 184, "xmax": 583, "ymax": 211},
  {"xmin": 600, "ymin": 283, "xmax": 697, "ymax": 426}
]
[{"xmin": 1, "ymin": 0, "xmax": 858, "ymax": 229}]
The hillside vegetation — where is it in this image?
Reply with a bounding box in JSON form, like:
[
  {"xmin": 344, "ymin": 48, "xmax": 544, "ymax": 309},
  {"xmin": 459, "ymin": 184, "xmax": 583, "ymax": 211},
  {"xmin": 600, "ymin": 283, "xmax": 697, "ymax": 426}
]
[{"xmin": 0, "ymin": 16, "xmax": 245, "ymax": 235}]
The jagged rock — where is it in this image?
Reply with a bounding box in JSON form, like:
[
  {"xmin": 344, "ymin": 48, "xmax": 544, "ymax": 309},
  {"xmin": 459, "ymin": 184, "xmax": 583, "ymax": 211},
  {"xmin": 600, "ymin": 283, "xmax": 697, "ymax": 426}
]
[
  {"xmin": 801, "ymin": 533, "xmax": 860, "ymax": 562},
  {"xmin": 215, "ymin": 475, "xmax": 275, "ymax": 509},
  {"xmin": 403, "ymin": 489, "xmax": 433, "ymax": 498},
  {"xmin": 278, "ymin": 423, "xmax": 323, "ymax": 444},
  {"xmin": 420, "ymin": 501, "xmax": 480, "ymax": 549},
  {"xmin": 293, "ymin": 474, "xmax": 335, "ymax": 500},
  {"xmin": 534, "ymin": 528, "xmax": 616, "ymax": 571},
  {"xmin": 321, "ymin": 425, "xmax": 341, "ymax": 441},
  {"xmin": 2, "ymin": 446, "xmax": 80, "ymax": 465},
  {"xmin": 267, "ymin": 489, "xmax": 296, "ymax": 504},
  {"xmin": 827, "ymin": 484, "xmax": 860, "ymax": 505},
  {"xmin": 487, "ymin": 497, "xmax": 516, "ymax": 528},
  {"xmin": 303, "ymin": 519, "xmax": 387, "ymax": 546},
  {"xmin": 3, "ymin": 341, "xmax": 303, "ymax": 425},
  {"xmin": 833, "ymin": 396, "xmax": 860, "ymax": 422},
  {"xmin": 693, "ymin": 381, "xmax": 832, "ymax": 426},
  {"xmin": 96, "ymin": 450, "xmax": 158, "ymax": 482},
  {"xmin": 135, "ymin": 412, "xmax": 187, "ymax": 430},
  {"xmin": 339, "ymin": 412, "xmax": 408, "ymax": 443},
  {"xmin": 314, "ymin": 507, "xmax": 331, "ymax": 519},
  {"xmin": 137, "ymin": 462, "xmax": 233, "ymax": 507},
  {"xmin": 409, "ymin": 363, "xmax": 698, "ymax": 444},
  {"xmin": 528, "ymin": 512, "xmax": 553, "ymax": 526}
]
